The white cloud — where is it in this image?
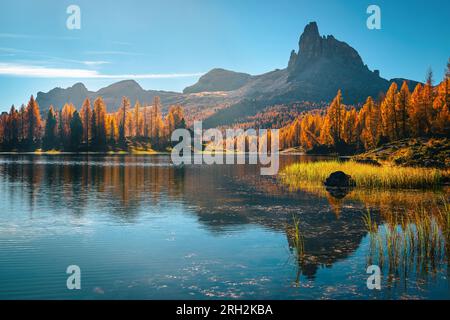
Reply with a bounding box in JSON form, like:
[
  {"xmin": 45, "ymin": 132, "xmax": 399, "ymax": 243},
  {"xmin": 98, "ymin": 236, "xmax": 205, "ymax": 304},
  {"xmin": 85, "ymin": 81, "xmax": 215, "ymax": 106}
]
[
  {"xmin": 0, "ymin": 64, "xmax": 97, "ymax": 78},
  {"xmin": 0, "ymin": 63, "xmax": 203, "ymax": 79}
]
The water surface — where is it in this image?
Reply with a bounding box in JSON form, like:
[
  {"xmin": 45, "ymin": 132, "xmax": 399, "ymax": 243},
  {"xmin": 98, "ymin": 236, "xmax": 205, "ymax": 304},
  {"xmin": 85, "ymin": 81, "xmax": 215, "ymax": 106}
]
[{"xmin": 0, "ymin": 154, "xmax": 448, "ymax": 299}]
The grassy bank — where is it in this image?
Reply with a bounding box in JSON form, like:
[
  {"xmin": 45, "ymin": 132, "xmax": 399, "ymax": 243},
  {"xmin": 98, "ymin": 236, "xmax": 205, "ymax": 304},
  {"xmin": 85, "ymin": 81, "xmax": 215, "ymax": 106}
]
[{"xmin": 282, "ymin": 160, "xmax": 446, "ymax": 189}]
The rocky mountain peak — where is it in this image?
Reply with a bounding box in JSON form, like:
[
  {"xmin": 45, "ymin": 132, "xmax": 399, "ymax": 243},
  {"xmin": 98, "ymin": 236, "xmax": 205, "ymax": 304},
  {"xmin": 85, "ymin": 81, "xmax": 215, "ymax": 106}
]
[
  {"xmin": 291, "ymin": 21, "xmax": 365, "ymax": 73},
  {"xmin": 298, "ymin": 22, "xmax": 321, "ymax": 56}
]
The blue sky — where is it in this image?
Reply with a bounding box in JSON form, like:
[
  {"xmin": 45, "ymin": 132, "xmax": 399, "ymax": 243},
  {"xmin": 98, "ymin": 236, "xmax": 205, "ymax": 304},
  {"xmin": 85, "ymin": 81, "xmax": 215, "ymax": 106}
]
[{"xmin": 0, "ymin": 0, "xmax": 449, "ymax": 111}]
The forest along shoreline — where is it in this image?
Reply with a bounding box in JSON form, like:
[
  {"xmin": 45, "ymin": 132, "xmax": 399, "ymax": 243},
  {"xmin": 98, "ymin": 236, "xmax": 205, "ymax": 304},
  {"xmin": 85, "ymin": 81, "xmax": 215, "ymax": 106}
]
[{"xmin": 1, "ymin": 66, "xmax": 449, "ymax": 182}]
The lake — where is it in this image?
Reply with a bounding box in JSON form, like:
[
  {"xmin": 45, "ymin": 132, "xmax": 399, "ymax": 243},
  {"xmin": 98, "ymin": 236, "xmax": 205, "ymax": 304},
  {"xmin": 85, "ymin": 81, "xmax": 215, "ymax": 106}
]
[{"xmin": 0, "ymin": 154, "xmax": 448, "ymax": 299}]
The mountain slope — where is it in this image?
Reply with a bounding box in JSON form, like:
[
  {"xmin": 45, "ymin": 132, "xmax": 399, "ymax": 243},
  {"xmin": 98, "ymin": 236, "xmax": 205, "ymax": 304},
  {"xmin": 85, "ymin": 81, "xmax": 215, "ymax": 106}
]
[{"xmin": 36, "ymin": 83, "xmax": 92, "ymax": 112}]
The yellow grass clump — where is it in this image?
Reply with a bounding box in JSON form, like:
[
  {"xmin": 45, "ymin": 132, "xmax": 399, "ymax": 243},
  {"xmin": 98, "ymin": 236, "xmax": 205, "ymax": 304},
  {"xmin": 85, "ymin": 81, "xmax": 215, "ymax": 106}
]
[{"xmin": 282, "ymin": 160, "xmax": 446, "ymax": 189}]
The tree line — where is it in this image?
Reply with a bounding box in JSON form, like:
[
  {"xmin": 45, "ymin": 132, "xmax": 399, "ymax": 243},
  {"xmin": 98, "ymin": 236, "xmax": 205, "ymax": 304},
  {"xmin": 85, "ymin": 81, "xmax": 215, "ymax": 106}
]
[
  {"xmin": 279, "ymin": 66, "xmax": 449, "ymax": 153},
  {"xmin": 0, "ymin": 96, "xmax": 186, "ymax": 152}
]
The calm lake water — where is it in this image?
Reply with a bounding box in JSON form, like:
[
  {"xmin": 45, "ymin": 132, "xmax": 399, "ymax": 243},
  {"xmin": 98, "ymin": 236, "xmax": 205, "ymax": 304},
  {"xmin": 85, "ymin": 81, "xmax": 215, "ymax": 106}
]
[{"xmin": 0, "ymin": 154, "xmax": 448, "ymax": 300}]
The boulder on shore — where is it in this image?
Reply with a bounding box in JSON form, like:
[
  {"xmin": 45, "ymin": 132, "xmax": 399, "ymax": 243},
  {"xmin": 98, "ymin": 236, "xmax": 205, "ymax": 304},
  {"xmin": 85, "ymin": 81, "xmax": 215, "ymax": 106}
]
[{"xmin": 324, "ymin": 171, "xmax": 356, "ymax": 188}]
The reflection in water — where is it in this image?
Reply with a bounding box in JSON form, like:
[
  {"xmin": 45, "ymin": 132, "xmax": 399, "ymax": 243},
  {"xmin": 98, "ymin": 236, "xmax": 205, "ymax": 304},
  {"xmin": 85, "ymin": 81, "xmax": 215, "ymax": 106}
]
[
  {"xmin": 0, "ymin": 155, "xmax": 186, "ymax": 221},
  {"xmin": 325, "ymin": 185, "xmax": 354, "ymax": 200},
  {"xmin": 363, "ymin": 204, "xmax": 449, "ymax": 295},
  {"xmin": 287, "ymin": 215, "xmax": 305, "ymax": 286},
  {"xmin": 280, "ymin": 167, "xmax": 449, "ymax": 295},
  {"xmin": 0, "ymin": 154, "xmax": 448, "ymax": 299}
]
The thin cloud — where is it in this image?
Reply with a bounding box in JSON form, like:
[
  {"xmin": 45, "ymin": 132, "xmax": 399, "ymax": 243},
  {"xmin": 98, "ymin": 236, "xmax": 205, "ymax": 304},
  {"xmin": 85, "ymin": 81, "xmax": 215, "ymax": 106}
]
[
  {"xmin": 0, "ymin": 48, "xmax": 110, "ymax": 67},
  {"xmin": 0, "ymin": 47, "xmax": 33, "ymax": 54},
  {"xmin": 0, "ymin": 63, "xmax": 203, "ymax": 79},
  {"xmin": 85, "ymin": 50, "xmax": 145, "ymax": 56},
  {"xmin": 0, "ymin": 33, "xmax": 132, "ymax": 46},
  {"xmin": 0, "ymin": 33, "xmax": 79, "ymax": 41},
  {"xmin": 110, "ymin": 40, "xmax": 133, "ymax": 46},
  {"xmin": 81, "ymin": 61, "xmax": 110, "ymax": 66}
]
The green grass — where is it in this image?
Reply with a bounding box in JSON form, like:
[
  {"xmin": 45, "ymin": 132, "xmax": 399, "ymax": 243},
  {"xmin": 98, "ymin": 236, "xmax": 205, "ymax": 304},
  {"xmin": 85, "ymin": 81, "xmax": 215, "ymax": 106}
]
[{"xmin": 282, "ymin": 160, "xmax": 446, "ymax": 189}]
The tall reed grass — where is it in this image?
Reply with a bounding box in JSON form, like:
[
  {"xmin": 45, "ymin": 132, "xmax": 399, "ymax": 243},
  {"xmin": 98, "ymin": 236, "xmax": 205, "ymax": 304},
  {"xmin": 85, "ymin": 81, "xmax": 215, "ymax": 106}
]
[
  {"xmin": 287, "ymin": 215, "xmax": 306, "ymax": 286},
  {"xmin": 363, "ymin": 198, "xmax": 450, "ymax": 285}
]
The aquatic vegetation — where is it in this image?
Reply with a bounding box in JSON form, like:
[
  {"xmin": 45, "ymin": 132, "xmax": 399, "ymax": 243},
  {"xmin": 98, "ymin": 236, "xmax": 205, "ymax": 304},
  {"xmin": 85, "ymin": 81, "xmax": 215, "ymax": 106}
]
[
  {"xmin": 292, "ymin": 215, "xmax": 305, "ymax": 261},
  {"xmin": 363, "ymin": 199, "xmax": 450, "ymax": 288},
  {"xmin": 282, "ymin": 160, "xmax": 446, "ymax": 189},
  {"xmin": 362, "ymin": 209, "xmax": 378, "ymax": 234},
  {"xmin": 287, "ymin": 215, "xmax": 306, "ymax": 286}
]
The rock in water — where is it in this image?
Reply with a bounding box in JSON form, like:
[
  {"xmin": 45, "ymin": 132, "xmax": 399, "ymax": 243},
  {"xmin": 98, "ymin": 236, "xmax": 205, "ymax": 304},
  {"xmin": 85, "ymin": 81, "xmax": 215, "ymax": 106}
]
[
  {"xmin": 324, "ymin": 171, "xmax": 356, "ymax": 187},
  {"xmin": 325, "ymin": 185, "xmax": 352, "ymax": 199}
]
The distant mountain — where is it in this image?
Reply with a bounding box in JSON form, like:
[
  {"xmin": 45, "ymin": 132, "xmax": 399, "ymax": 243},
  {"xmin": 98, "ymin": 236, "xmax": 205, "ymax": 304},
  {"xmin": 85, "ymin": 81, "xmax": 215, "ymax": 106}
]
[
  {"xmin": 36, "ymin": 80, "xmax": 184, "ymax": 114},
  {"xmin": 183, "ymin": 68, "xmax": 251, "ymax": 94},
  {"xmin": 36, "ymin": 83, "xmax": 92, "ymax": 113},
  {"xmin": 36, "ymin": 22, "xmax": 420, "ymax": 127},
  {"xmin": 91, "ymin": 80, "xmax": 182, "ymax": 110}
]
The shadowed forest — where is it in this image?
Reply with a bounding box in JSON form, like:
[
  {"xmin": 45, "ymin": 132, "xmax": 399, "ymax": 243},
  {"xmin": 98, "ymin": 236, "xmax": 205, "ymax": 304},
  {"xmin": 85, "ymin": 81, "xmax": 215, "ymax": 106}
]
[{"xmin": 0, "ymin": 96, "xmax": 186, "ymax": 152}]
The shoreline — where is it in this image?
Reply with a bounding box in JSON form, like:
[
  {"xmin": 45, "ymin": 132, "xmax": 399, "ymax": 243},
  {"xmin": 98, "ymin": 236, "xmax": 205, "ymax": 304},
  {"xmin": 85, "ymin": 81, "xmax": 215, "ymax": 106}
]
[{"xmin": 0, "ymin": 150, "xmax": 170, "ymax": 155}]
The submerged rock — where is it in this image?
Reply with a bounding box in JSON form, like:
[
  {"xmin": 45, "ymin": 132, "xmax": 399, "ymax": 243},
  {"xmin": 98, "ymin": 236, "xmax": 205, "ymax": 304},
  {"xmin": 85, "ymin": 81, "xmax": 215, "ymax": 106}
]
[{"xmin": 324, "ymin": 171, "xmax": 356, "ymax": 188}]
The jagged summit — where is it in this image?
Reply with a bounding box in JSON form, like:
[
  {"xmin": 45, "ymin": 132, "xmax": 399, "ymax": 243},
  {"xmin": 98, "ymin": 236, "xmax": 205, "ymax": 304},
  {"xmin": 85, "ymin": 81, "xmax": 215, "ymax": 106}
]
[
  {"xmin": 298, "ymin": 21, "xmax": 321, "ymax": 58},
  {"xmin": 289, "ymin": 21, "xmax": 365, "ymax": 74},
  {"xmin": 279, "ymin": 21, "xmax": 389, "ymax": 103}
]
